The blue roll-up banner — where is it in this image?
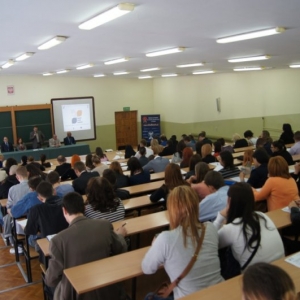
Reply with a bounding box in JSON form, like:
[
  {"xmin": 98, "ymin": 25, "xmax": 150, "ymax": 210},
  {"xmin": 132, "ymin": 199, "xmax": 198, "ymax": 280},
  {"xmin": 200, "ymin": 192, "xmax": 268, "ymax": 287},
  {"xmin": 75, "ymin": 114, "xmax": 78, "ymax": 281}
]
[{"xmin": 141, "ymin": 114, "xmax": 161, "ymax": 143}]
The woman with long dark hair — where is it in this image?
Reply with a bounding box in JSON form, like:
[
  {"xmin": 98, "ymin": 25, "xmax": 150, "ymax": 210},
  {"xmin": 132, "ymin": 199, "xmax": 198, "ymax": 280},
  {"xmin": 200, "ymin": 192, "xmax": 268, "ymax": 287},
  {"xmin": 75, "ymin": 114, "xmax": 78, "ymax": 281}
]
[
  {"xmin": 185, "ymin": 154, "xmax": 202, "ymax": 180},
  {"xmin": 218, "ymin": 151, "xmax": 240, "ymax": 179},
  {"xmin": 95, "ymin": 147, "xmax": 108, "ymax": 162},
  {"xmin": 127, "ymin": 157, "xmax": 150, "ymax": 186},
  {"xmin": 214, "ymin": 183, "xmax": 284, "ymax": 273},
  {"xmin": 279, "ymin": 123, "xmax": 294, "ymax": 145},
  {"xmin": 109, "ymin": 161, "xmax": 130, "ymax": 188}
]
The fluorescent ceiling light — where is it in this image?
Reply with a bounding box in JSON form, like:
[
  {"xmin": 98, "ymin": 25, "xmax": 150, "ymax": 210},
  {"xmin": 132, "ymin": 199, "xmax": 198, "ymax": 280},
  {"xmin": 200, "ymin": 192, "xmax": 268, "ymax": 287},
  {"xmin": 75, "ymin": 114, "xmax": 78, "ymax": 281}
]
[
  {"xmin": 94, "ymin": 74, "xmax": 106, "ymax": 77},
  {"xmin": 104, "ymin": 57, "xmax": 129, "ymax": 65},
  {"xmin": 233, "ymin": 67, "xmax": 264, "ymax": 72},
  {"xmin": 228, "ymin": 55, "xmax": 270, "ymax": 63},
  {"xmin": 289, "ymin": 64, "xmax": 300, "ymax": 68},
  {"xmin": 217, "ymin": 27, "xmax": 285, "ymax": 44},
  {"xmin": 139, "ymin": 75, "xmax": 152, "ymax": 79},
  {"xmin": 56, "ymin": 69, "xmax": 70, "ymax": 74},
  {"xmin": 113, "ymin": 71, "xmax": 129, "ymax": 75},
  {"xmin": 2, "ymin": 60, "xmax": 14, "ymax": 69},
  {"xmin": 177, "ymin": 63, "xmax": 204, "ymax": 68},
  {"xmin": 140, "ymin": 67, "xmax": 160, "ymax": 72},
  {"xmin": 76, "ymin": 64, "xmax": 94, "ymax": 70},
  {"xmin": 15, "ymin": 52, "xmax": 35, "ymax": 61},
  {"xmin": 193, "ymin": 70, "xmax": 215, "ymax": 75},
  {"xmin": 79, "ymin": 3, "xmax": 135, "ymax": 30},
  {"xmin": 161, "ymin": 73, "xmax": 177, "ymax": 77},
  {"xmin": 38, "ymin": 36, "xmax": 67, "ymax": 50},
  {"xmin": 42, "ymin": 72, "xmax": 54, "ymax": 76},
  {"xmin": 146, "ymin": 47, "xmax": 185, "ymax": 57}
]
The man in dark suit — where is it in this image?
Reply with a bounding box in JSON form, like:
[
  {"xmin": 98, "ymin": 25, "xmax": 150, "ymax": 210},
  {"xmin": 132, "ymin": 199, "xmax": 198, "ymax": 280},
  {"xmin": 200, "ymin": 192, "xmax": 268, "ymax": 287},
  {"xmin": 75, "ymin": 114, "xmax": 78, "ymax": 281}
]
[
  {"xmin": 44, "ymin": 192, "xmax": 127, "ymax": 300},
  {"xmin": 29, "ymin": 126, "xmax": 45, "ymax": 149},
  {"xmin": 72, "ymin": 161, "xmax": 98, "ymax": 195},
  {"xmin": 1, "ymin": 137, "xmax": 14, "ymax": 152},
  {"xmin": 63, "ymin": 132, "xmax": 76, "ymax": 145},
  {"xmin": 54, "ymin": 155, "xmax": 71, "ymax": 177}
]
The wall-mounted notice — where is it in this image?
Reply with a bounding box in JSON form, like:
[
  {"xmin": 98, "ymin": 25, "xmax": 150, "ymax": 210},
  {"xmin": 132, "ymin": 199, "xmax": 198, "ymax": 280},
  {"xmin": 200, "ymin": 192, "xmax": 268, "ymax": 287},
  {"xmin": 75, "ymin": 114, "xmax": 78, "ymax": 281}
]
[{"xmin": 141, "ymin": 114, "xmax": 161, "ymax": 143}]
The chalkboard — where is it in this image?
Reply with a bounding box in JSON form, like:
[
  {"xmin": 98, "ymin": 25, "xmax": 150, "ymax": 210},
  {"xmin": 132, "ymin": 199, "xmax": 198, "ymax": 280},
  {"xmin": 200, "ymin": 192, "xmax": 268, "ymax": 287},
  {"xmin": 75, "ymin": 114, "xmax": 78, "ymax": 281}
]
[
  {"xmin": 0, "ymin": 111, "xmax": 13, "ymax": 142},
  {"xmin": 15, "ymin": 109, "xmax": 52, "ymax": 143}
]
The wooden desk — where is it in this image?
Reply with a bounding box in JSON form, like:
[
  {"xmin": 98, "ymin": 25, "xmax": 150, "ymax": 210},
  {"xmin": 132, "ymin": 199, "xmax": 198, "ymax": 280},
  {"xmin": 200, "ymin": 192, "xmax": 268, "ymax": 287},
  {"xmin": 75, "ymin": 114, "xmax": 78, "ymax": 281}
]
[
  {"xmin": 0, "ymin": 198, "xmax": 8, "ymax": 208},
  {"xmin": 37, "ymin": 238, "xmax": 50, "ymax": 257},
  {"xmin": 292, "ymin": 154, "xmax": 300, "ymax": 162},
  {"xmin": 233, "ymin": 146, "xmax": 255, "ymax": 153},
  {"xmin": 122, "ymin": 180, "xmax": 164, "ymax": 196},
  {"xmin": 266, "ymin": 209, "xmax": 291, "ymax": 229},
  {"xmin": 123, "ymin": 195, "xmax": 163, "ymax": 211}
]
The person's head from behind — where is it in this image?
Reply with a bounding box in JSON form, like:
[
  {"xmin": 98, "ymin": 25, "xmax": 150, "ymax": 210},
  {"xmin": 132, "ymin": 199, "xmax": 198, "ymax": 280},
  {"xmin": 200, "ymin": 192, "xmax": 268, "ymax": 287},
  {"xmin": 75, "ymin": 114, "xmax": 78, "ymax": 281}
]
[
  {"xmin": 182, "ymin": 147, "xmax": 193, "ymax": 164},
  {"xmin": 139, "ymin": 147, "xmax": 146, "ymax": 157},
  {"xmin": 28, "ymin": 156, "xmax": 35, "ymax": 163},
  {"xmin": 150, "ymin": 139, "xmax": 159, "ymax": 148},
  {"xmin": 213, "ymin": 141, "xmax": 222, "ymax": 153},
  {"xmin": 271, "ymin": 140, "xmax": 286, "ymax": 153},
  {"xmin": 294, "ymin": 131, "xmax": 300, "ymax": 142},
  {"xmin": 164, "ymin": 163, "xmax": 185, "ymax": 189},
  {"xmin": 176, "ymin": 140, "xmax": 186, "ymax": 155},
  {"xmin": 85, "ymin": 154, "xmax": 93, "ymax": 168},
  {"xmin": 168, "ymin": 186, "xmax": 200, "ymax": 247},
  {"xmin": 28, "ymin": 176, "xmax": 43, "ymax": 191},
  {"xmin": 36, "ymin": 181, "xmax": 53, "ymax": 202},
  {"xmin": 171, "ymin": 135, "xmax": 177, "ymax": 142},
  {"xmin": 102, "ymin": 169, "xmax": 117, "ymax": 187},
  {"xmin": 261, "ymin": 130, "xmax": 272, "ymax": 143},
  {"xmin": 26, "ymin": 164, "xmax": 43, "ymax": 178},
  {"xmin": 160, "ymin": 134, "xmax": 167, "ymax": 142},
  {"xmin": 204, "ymin": 171, "xmax": 224, "ymax": 192},
  {"xmin": 127, "ymin": 157, "xmax": 142, "ymax": 176},
  {"xmin": 5, "ymin": 157, "xmax": 17, "ymax": 171},
  {"xmin": 91, "ymin": 155, "xmax": 101, "ymax": 167},
  {"xmin": 217, "ymin": 138, "xmax": 225, "ymax": 146},
  {"xmin": 195, "ymin": 162, "xmax": 210, "ymax": 183},
  {"xmin": 62, "ymin": 192, "xmax": 85, "ymax": 223},
  {"xmin": 282, "ymin": 123, "xmax": 293, "ymax": 134},
  {"xmin": 232, "ymin": 133, "xmax": 241, "ymax": 142},
  {"xmin": 244, "ymin": 130, "xmax": 254, "ymax": 139},
  {"xmin": 70, "ymin": 154, "xmax": 81, "ymax": 168},
  {"xmin": 40, "ymin": 154, "xmax": 47, "ymax": 163},
  {"xmin": 110, "ymin": 161, "xmax": 123, "ymax": 175},
  {"xmin": 183, "ymin": 136, "xmax": 191, "ymax": 144},
  {"xmin": 219, "ymin": 151, "xmax": 234, "ymax": 169},
  {"xmin": 268, "ymin": 156, "xmax": 290, "ymax": 179},
  {"xmin": 198, "ymin": 131, "xmax": 206, "ymax": 141},
  {"xmin": 57, "ymin": 155, "xmax": 66, "ymax": 165},
  {"xmin": 16, "ymin": 166, "xmax": 28, "ymax": 181},
  {"xmin": 95, "ymin": 147, "xmax": 104, "ymax": 158},
  {"xmin": 189, "ymin": 154, "xmax": 202, "ymax": 172},
  {"xmin": 252, "ymin": 148, "xmax": 269, "ymax": 167},
  {"xmin": 140, "ymin": 139, "xmax": 147, "ymax": 148},
  {"xmin": 243, "ymin": 150, "xmax": 253, "ymax": 164},
  {"xmin": 46, "ymin": 171, "xmax": 60, "ymax": 185},
  {"xmin": 201, "ymin": 143, "xmax": 212, "ymax": 158},
  {"xmin": 73, "ymin": 161, "xmax": 86, "ymax": 177},
  {"xmin": 242, "ymin": 262, "xmax": 297, "ymax": 300},
  {"xmin": 21, "ymin": 155, "xmax": 27, "ymax": 165},
  {"xmin": 256, "ymin": 137, "xmax": 265, "ymax": 148},
  {"xmin": 152, "ymin": 145, "xmax": 161, "ymax": 155},
  {"xmin": 9, "ymin": 165, "xmax": 18, "ymax": 176}
]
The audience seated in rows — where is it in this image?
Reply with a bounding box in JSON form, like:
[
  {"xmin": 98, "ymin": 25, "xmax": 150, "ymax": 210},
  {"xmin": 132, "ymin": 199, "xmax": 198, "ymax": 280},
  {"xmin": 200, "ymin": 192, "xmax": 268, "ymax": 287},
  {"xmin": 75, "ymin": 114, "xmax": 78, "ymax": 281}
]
[
  {"xmin": 2, "ymin": 157, "xmax": 17, "ymax": 175},
  {"xmin": 28, "ymin": 155, "xmax": 45, "ymax": 171},
  {"xmin": 109, "ymin": 161, "xmax": 130, "ymax": 188},
  {"xmin": 201, "ymin": 144, "xmax": 217, "ymax": 164},
  {"xmin": 150, "ymin": 139, "xmax": 163, "ymax": 154},
  {"xmin": 143, "ymin": 147, "xmax": 170, "ymax": 173},
  {"xmin": 218, "ymin": 151, "xmax": 240, "ymax": 179},
  {"xmin": 127, "ymin": 157, "xmax": 150, "ymax": 186},
  {"xmin": 160, "ymin": 134, "xmax": 168, "ymax": 146},
  {"xmin": 259, "ymin": 130, "xmax": 273, "ymax": 155},
  {"xmin": 135, "ymin": 139, "xmax": 153, "ymax": 158},
  {"xmin": 40, "ymin": 154, "xmax": 51, "ymax": 168},
  {"xmin": 46, "ymin": 171, "xmax": 74, "ymax": 197},
  {"xmin": 85, "ymin": 154, "xmax": 94, "ymax": 172},
  {"xmin": 180, "ymin": 147, "xmax": 193, "ymax": 168},
  {"xmin": 54, "ymin": 155, "xmax": 74, "ymax": 180},
  {"xmin": 26, "ymin": 163, "xmax": 46, "ymax": 180}
]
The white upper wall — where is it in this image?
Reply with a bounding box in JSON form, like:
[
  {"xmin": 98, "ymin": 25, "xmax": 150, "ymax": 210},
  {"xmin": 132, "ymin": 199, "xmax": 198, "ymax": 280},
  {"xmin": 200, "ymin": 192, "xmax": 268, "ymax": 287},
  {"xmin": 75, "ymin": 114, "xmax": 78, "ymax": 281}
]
[
  {"xmin": 0, "ymin": 75, "xmax": 153, "ymax": 125},
  {"xmin": 153, "ymin": 69, "xmax": 300, "ymax": 123}
]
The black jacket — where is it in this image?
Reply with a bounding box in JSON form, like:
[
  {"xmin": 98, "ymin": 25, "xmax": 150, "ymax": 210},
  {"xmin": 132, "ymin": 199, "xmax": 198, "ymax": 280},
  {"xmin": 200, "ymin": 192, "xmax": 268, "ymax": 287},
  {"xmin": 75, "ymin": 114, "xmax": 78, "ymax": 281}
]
[{"xmin": 72, "ymin": 171, "xmax": 99, "ymax": 195}]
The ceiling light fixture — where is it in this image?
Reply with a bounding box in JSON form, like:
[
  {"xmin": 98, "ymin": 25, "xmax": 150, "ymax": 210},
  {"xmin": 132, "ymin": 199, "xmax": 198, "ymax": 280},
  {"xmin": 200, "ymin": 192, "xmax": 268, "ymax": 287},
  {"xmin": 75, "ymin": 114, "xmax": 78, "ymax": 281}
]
[
  {"xmin": 104, "ymin": 57, "xmax": 129, "ymax": 65},
  {"xmin": 161, "ymin": 73, "xmax": 177, "ymax": 77},
  {"xmin": 2, "ymin": 60, "xmax": 14, "ymax": 69},
  {"xmin": 38, "ymin": 36, "xmax": 67, "ymax": 50},
  {"xmin": 228, "ymin": 55, "xmax": 270, "ymax": 63},
  {"xmin": 42, "ymin": 72, "xmax": 54, "ymax": 76},
  {"xmin": 56, "ymin": 69, "xmax": 70, "ymax": 74},
  {"xmin": 146, "ymin": 47, "xmax": 185, "ymax": 57},
  {"xmin": 15, "ymin": 52, "xmax": 35, "ymax": 61},
  {"xmin": 233, "ymin": 67, "xmax": 264, "ymax": 72},
  {"xmin": 139, "ymin": 75, "xmax": 152, "ymax": 79},
  {"xmin": 217, "ymin": 27, "xmax": 285, "ymax": 44},
  {"xmin": 76, "ymin": 64, "xmax": 94, "ymax": 70},
  {"xmin": 113, "ymin": 71, "xmax": 129, "ymax": 75},
  {"xmin": 177, "ymin": 63, "xmax": 204, "ymax": 68},
  {"xmin": 193, "ymin": 70, "xmax": 215, "ymax": 75},
  {"xmin": 94, "ymin": 74, "xmax": 106, "ymax": 77},
  {"xmin": 140, "ymin": 67, "xmax": 160, "ymax": 72},
  {"xmin": 289, "ymin": 64, "xmax": 300, "ymax": 68},
  {"xmin": 79, "ymin": 3, "xmax": 135, "ymax": 30}
]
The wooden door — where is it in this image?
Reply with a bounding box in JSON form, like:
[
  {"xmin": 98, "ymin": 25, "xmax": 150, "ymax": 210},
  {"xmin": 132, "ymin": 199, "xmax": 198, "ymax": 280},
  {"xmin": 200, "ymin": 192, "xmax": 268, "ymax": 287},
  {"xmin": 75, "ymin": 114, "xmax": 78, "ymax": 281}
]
[{"xmin": 115, "ymin": 111, "xmax": 138, "ymax": 150}]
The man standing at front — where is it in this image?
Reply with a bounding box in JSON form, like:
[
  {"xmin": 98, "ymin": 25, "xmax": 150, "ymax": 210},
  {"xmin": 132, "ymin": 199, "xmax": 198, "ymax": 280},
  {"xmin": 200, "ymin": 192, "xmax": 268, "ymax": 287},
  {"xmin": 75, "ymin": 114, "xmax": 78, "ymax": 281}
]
[
  {"xmin": 30, "ymin": 126, "xmax": 45, "ymax": 149},
  {"xmin": 45, "ymin": 192, "xmax": 127, "ymax": 300}
]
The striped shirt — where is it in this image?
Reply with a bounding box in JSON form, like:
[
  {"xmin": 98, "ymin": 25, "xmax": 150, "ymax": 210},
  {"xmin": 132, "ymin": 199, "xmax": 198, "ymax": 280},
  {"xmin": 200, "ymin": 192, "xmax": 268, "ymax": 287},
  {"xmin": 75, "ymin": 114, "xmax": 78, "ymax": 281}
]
[
  {"xmin": 218, "ymin": 167, "xmax": 240, "ymax": 179},
  {"xmin": 84, "ymin": 198, "xmax": 125, "ymax": 223}
]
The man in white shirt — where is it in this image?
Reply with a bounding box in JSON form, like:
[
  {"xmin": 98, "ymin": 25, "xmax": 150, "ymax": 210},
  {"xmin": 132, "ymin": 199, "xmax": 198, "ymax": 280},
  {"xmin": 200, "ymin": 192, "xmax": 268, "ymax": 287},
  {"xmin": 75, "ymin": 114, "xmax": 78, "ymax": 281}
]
[
  {"xmin": 49, "ymin": 134, "xmax": 61, "ymax": 147},
  {"xmin": 135, "ymin": 139, "xmax": 153, "ymax": 158}
]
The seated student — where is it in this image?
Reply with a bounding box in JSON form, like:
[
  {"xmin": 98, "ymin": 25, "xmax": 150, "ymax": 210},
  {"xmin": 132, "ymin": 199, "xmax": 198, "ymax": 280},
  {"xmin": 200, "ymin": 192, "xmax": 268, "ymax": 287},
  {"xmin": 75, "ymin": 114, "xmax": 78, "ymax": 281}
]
[
  {"xmin": 213, "ymin": 141, "xmax": 222, "ymax": 158},
  {"xmin": 253, "ymin": 156, "xmax": 299, "ymax": 211},
  {"xmin": 27, "ymin": 156, "xmax": 45, "ymax": 171},
  {"xmin": 187, "ymin": 162, "xmax": 211, "ymax": 200},
  {"xmin": 138, "ymin": 147, "xmax": 149, "ymax": 167},
  {"xmin": 185, "ymin": 154, "xmax": 202, "ymax": 180},
  {"xmin": 213, "ymin": 183, "xmax": 284, "ymax": 278},
  {"xmin": 46, "ymin": 171, "xmax": 74, "ymax": 197},
  {"xmin": 150, "ymin": 163, "xmax": 189, "ymax": 204},
  {"xmin": 142, "ymin": 186, "xmax": 223, "ymax": 300},
  {"xmin": 201, "ymin": 144, "xmax": 217, "ymax": 164},
  {"xmin": 242, "ymin": 149, "xmax": 254, "ymax": 168},
  {"xmin": 143, "ymin": 147, "xmax": 170, "ymax": 173},
  {"xmin": 0, "ymin": 165, "xmax": 19, "ymax": 199},
  {"xmin": 183, "ymin": 135, "xmax": 195, "ymax": 151},
  {"xmin": 170, "ymin": 135, "xmax": 178, "ymax": 152},
  {"xmin": 240, "ymin": 148, "xmax": 269, "ymax": 188},
  {"xmin": 290, "ymin": 131, "xmax": 300, "ymax": 155},
  {"xmin": 199, "ymin": 171, "xmax": 229, "ymax": 222},
  {"xmin": 40, "ymin": 154, "xmax": 51, "ymax": 168},
  {"xmin": 150, "ymin": 139, "xmax": 163, "ymax": 154},
  {"xmin": 95, "ymin": 147, "xmax": 108, "ymax": 162},
  {"xmin": 260, "ymin": 130, "xmax": 273, "ymax": 155},
  {"xmin": 124, "ymin": 144, "xmax": 136, "ymax": 159},
  {"xmin": 91, "ymin": 155, "xmax": 108, "ymax": 176},
  {"xmin": 198, "ymin": 131, "xmax": 212, "ymax": 146},
  {"xmin": 159, "ymin": 139, "xmax": 174, "ymax": 156},
  {"xmin": 180, "ymin": 147, "xmax": 193, "ymax": 168},
  {"xmin": 232, "ymin": 133, "xmax": 249, "ymax": 149},
  {"xmin": 2, "ymin": 157, "xmax": 18, "ymax": 175},
  {"xmin": 85, "ymin": 154, "xmax": 94, "ymax": 172},
  {"xmin": 109, "ymin": 161, "xmax": 130, "ymax": 188},
  {"xmin": 242, "ymin": 263, "xmax": 297, "ymax": 300},
  {"xmin": 26, "ymin": 164, "xmax": 47, "ymax": 180},
  {"xmin": 45, "ymin": 192, "xmax": 127, "ymax": 300},
  {"xmin": 20, "ymin": 155, "xmax": 27, "ymax": 166},
  {"xmin": 11, "ymin": 176, "xmax": 43, "ymax": 218},
  {"xmin": 127, "ymin": 157, "xmax": 150, "ymax": 186},
  {"xmin": 85, "ymin": 177, "xmax": 125, "ymax": 222},
  {"xmin": 218, "ymin": 137, "xmax": 234, "ymax": 153},
  {"xmin": 279, "ymin": 123, "xmax": 294, "ymax": 145},
  {"xmin": 244, "ymin": 130, "xmax": 258, "ymax": 146},
  {"xmin": 171, "ymin": 140, "xmax": 186, "ymax": 164},
  {"xmin": 271, "ymin": 140, "xmax": 294, "ymax": 165},
  {"xmin": 54, "ymin": 155, "xmax": 72, "ymax": 178},
  {"xmin": 135, "ymin": 139, "xmax": 153, "ymax": 158},
  {"xmin": 72, "ymin": 161, "xmax": 98, "ymax": 195},
  {"xmin": 218, "ymin": 151, "xmax": 240, "ymax": 179},
  {"xmin": 102, "ymin": 169, "xmax": 130, "ymax": 200},
  {"xmin": 25, "ymin": 181, "xmax": 69, "ymax": 247},
  {"xmin": 160, "ymin": 134, "xmax": 168, "ymax": 146}
]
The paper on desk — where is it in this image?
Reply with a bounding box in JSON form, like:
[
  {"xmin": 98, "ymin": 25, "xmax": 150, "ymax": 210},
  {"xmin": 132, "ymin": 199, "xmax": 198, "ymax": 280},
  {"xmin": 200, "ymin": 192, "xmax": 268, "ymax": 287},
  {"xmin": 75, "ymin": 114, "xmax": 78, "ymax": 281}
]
[
  {"xmin": 230, "ymin": 177, "xmax": 248, "ymax": 182},
  {"xmin": 121, "ymin": 166, "xmax": 128, "ymax": 171},
  {"xmin": 285, "ymin": 252, "xmax": 300, "ymax": 268},
  {"xmin": 120, "ymin": 163, "xmax": 127, "ymax": 167},
  {"xmin": 17, "ymin": 219, "xmax": 27, "ymax": 228},
  {"xmin": 105, "ymin": 149, "xmax": 113, "ymax": 152},
  {"xmin": 47, "ymin": 234, "xmax": 56, "ymax": 241},
  {"xmin": 113, "ymin": 155, "xmax": 121, "ymax": 160},
  {"xmin": 282, "ymin": 206, "xmax": 291, "ymax": 213},
  {"xmin": 181, "ymin": 170, "xmax": 187, "ymax": 175},
  {"xmin": 214, "ymin": 165, "xmax": 223, "ymax": 171},
  {"xmin": 289, "ymin": 166, "xmax": 295, "ymax": 173},
  {"xmin": 16, "ymin": 219, "xmax": 27, "ymax": 234},
  {"xmin": 147, "ymin": 195, "xmax": 164, "ymax": 202}
]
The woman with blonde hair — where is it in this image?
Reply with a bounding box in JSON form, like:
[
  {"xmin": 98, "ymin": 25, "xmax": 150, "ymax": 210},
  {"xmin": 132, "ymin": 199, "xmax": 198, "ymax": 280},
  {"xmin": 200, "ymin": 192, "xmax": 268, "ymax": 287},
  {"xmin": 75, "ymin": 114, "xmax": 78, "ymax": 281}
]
[
  {"xmin": 109, "ymin": 161, "xmax": 129, "ymax": 188},
  {"xmin": 142, "ymin": 186, "xmax": 223, "ymax": 299},
  {"xmin": 242, "ymin": 149, "xmax": 254, "ymax": 167},
  {"xmin": 253, "ymin": 156, "xmax": 299, "ymax": 211},
  {"xmin": 150, "ymin": 139, "xmax": 163, "ymax": 154},
  {"xmin": 242, "ymin": 263, "xmax": 297, "ymax": 300},
  {"xmin": 201, "ymin": 144, "xmax": 217, "ymax": 164}
]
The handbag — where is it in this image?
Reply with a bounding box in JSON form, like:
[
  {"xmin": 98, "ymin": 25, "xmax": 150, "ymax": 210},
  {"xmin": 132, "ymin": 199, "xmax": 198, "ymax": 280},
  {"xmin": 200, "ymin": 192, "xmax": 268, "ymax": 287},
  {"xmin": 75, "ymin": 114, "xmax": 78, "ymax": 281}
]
[{"xmin": 147, "ymin": 223, "xmax": 206, "ymax": 300}]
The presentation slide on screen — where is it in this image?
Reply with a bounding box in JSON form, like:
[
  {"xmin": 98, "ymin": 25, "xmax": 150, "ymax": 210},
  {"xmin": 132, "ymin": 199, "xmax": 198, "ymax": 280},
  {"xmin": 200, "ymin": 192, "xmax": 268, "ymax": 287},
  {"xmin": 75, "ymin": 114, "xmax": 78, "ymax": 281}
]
[{"xmin": 62, "ymin": 104, "xmax": 91, "ymax": 132}]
